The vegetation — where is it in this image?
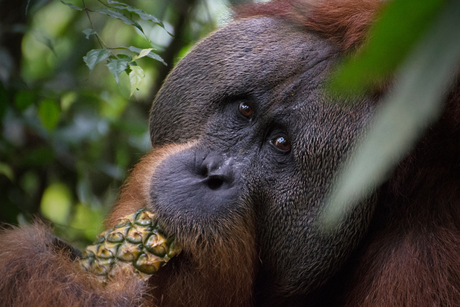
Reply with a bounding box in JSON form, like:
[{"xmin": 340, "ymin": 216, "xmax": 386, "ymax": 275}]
[
  {"xmin": 0, "ymin": 0, "xmax": 232, "ymax": 249},
  {"xmin": 2, "ymin": 0, "xmax": 459, "ymax": 245}
]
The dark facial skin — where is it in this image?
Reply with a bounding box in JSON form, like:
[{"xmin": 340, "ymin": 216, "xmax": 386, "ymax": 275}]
[{"xmin": 149, "ymin": 17, "xmax": 378, "ymax": 306}]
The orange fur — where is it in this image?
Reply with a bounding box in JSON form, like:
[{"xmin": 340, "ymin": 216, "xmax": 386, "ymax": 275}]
[
  {"xmin": 149, "ymin": 211, "xmax": 257, "ymax": 307},
  {"xmin": 4, "ymin": 1, "xmax": 460, "ymax": 306},
  {"xmin": 235, "ymin": 0, "xmax": 382, "ymax": 51},
  {"xmin": 105, "ymin": 142, "xmax": 196, "ymax": 229},
  {"xmin": 0, "ymin": 140, "xmax": 255, "ymax": 306},
  {"xmin": 0, "ymin": 222, "xmax": 148, "ymax": 307},
  {"xmin": 107, "ymin": 142, "xmax": 257, "ymax": 306}
]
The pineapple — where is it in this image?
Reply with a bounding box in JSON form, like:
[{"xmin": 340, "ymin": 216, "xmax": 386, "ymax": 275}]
[{"xmin": 79, "ymin": 208, "xmax": 181, "ymax": 282}]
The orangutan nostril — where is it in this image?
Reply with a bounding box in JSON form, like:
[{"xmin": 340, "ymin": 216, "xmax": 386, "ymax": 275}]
[{"xmin": 206, "ymin": 177, "xmax": 224, "ymax": 190}]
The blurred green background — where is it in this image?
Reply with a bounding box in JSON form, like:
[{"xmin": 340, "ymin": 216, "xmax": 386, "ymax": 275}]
[{"xmin": 0, "ymin": 0, "xmax": 252, "ymax": 249}]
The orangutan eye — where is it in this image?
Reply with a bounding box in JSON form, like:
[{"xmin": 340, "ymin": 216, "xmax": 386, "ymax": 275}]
[
  {"xmin": 238, "ymin": 102, "xmax": 253, "ymax": 119},
  {"xmin": 273, "ymin": 136, "xmax": 291, "ymax": 152}
]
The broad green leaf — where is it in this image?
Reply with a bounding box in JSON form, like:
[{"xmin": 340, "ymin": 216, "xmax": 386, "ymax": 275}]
[
  {"xmin": 40, "ymin": 183, "xmax": 72, "ymax": 225},
  {"xmin": 129, "ymin": 65, "xmax": 144, "ymax": 96},
  {"xmin": 106, "ymin": 57, "xmax": 130, "ymax": 83},
  {"xmin": 328, "ymin": 0, "xmax": 443, "ymax": 95},
  {"xmin": 38, "ymin": 99, "xmax": 60, "ymax": 130},
  {"xmin": 0, "ymin": 163, "xmax": 14, "ymax": 181},
  {"xmin": 119, "ymin": 46, "xmax": 166, "ymax": 65},
  {"xmin": 61, "ymin": 91, "xmax": 77, "ymax": 111},
  {"xmin": 111, "ymin": 5, "xmax": 166, "ymax": 28},
  {"xmin": 95, "ymin": 8, "xmax": 145, "ymax": 35},
  {"xmin": 320, "ymin": 0, "xmax": 460, "ymax": 230},
  {"xmin": 82, "ymin": 29, "xmax": 97, "ymax": 39},
  {"xmin": 60, "ymin": 0, "xmax": 83, "ymax": 11},
  {"xmin": 132, "ymin": 48, "xmax": 153, "ymax": 61},
  {"xmin": 83, "ymin": 49, "xmax": 111, "ymax": 71}
]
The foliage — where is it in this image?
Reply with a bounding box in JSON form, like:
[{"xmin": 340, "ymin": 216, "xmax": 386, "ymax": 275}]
[
  {"xmin": 0, "ymin": 0, "xmax": 230, "ymax": 249},
  {"xmin": 322, "ymin": 0, "xmax": 460, "ymax": 228},
  {"xmin": 61, "ymin": 0, "xmax": 168, "ymax": 95},
  {"xmin": 3, "ymin": 0, "xmax": 454, "ymax": 246}
]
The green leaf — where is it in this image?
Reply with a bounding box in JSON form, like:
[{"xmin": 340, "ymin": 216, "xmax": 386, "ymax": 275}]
[
  {"xmin": 129, "ymin": 65, "xmax": 144, "ymax": 96},
  {"xmin": 106, "ymin": 57, "xmax": 130, "ymax": 83},
  {"xmin": 33, "ymin": 31, "xmax": 56, "ymax": 56},
  {"xmin": 40, "ymin": 183, "xmax": 72, "ymax": 225},
  {"xmin": 60, "ymin": 0, "xmax": 83, "ymax": 11},
  {"xmin": 328, "ymin": 0, "xmax": 443, "ymax": 95},
  {"xmin": 82, "ymin": 29, "xmax": 97, "ymax": 39},
  {"xmin": 320, "ymin": 0, "xmax": 460, "ymax": 230},
  {"xmin": 119, "ymin": 46, "xmax": 166, "ymax": 65},
  {"xmin": 132, "ymin": 48, "xmax": 153, "ymax": 61},
  {"xmin": 38, "ymin": 99, "xmax": 60, "ymax": 130},
  {"xmin": 111, "ymin": 4, "xmax": 166, "ymax": 28},
  {"xmin": 0, "ymin": 163, "xmax": 14, "ymax": 181},
  {"xmin": 107, "ymin": 1, "xmax": 171, "ymax": 35},
  {"xmin": 95, "ymin": 8, "xmax": 145, "ymax": 35},
  {"xmin": 83, "ymin": 49, "xmax": 111, "ymax": 71}
]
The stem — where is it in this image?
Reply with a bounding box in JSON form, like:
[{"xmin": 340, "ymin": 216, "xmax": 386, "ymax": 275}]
[{"xmin": 81, "ymin": 0, "xmax": 105, "ymax": 49}]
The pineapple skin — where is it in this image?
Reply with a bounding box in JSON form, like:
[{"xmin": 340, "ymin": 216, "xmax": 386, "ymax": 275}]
[{"xmin": 79, "ymin": 208, "xmax": 181, "ymax": 282}]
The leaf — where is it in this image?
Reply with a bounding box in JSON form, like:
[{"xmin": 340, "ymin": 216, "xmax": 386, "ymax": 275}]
[
  {"xmin": 82, "ymin": 29, "xmax": 97, "ymax": 39},
  {"xmin": 117, "ymin": 54, "xmax": 132, "ymax": 60},
  {"xmin": 328, "ymin": 0, "xmax": 443, "ymax": 95},
  {"xmin": 107, "ymin": 1, "xmax": 171, "ymax": 35},
  {"xmin": 38, "ymin": 99, "xmax": 60, "ymax": 130},
  {"xmin": 33, "ymin": 31, "xmax": 56, "ymax": 56},
  {"xmin": 320, "ymin": 0, "xmax": 460, "ymax": 230},
  {"xmin": 129, "ymin": 65, "xmax": 144, "ymax": 96},
  {"xmin": 111, "ymin": 4, "xmax": 165, "ymax": 28},
  {"xmin": 83, "ymin": 49, "xmax": 111, "ymax": 71},
  {"xmin": 60, "ymin": 0, "xmax": 83, "ymax": 11},
  {"xmin": 106, "ymin": 57, "xmax": 130, "ymax": 83},
  {"xmin": 107, "ymin": 0, "xmax": 127, "ymax": 6},
  {"xmin": 95, "ymin": 8, "xmax": 145, "ymax": 35},
  {"xmin": 119, "ymin": 46, "xmax": 166, "ymax": 65},
  {"xmin": 40, "ymin": 183, "xmax": 72, "ymax": 224},
  {"xmin": 0, "ymin": 163, "xmax": 14, "ymax": 181},
  {"xmin": 132, "ymin": 48, "xmax": 153, "ymax": 61}
]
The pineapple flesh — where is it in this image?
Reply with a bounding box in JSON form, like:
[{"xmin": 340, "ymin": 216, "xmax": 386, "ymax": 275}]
[{"xmin": 79, "ymin": 208, "xmax": 181, "ymax": 282}]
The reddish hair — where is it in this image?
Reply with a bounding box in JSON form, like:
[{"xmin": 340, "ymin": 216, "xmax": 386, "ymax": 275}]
[{"xmin": 235, "ymin": 0, "xmax": 382, "ymax": 51}]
